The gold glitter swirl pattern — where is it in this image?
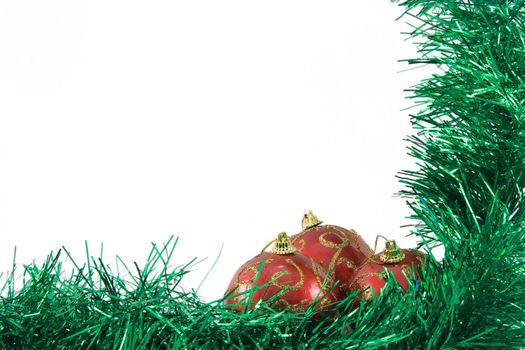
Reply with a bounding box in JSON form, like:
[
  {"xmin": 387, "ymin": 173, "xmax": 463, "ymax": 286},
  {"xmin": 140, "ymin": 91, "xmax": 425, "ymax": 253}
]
[
  {"xmin": 271, "ymin": 298, "xmax": 310, "ymax": 313},
  {"xmin": 234, "ymin": 265, "xmax": 258, "ymax": 291},
  {"xmin": 352, "ymin": 272, "xmax": 383, "ymax": 289},
  {"xmin": 310, "ymin": 258, "xmax": 334, "ymax": 291},
  {"xmin": 337, "ymin": 256, "xmax": 356, "ymax": 269},
  {"xmin": 401, "ymin": 264, "xmax": 413, "ymax": 276},
  {"xmin": 233, "ymin": 259, "xmax": 274, "ymax": 292},
  {"xmin": 319, "ymin": 227, "xmax": 350, "ymax": 250},
  {"xmin": 353, "ymin": 272, "xmax": 384, "ymax": 300},
  {"xmin": 319, "ymin": 295, "xmax": 332, "ymax": 308},
  {"xmin": 310, "ymin": 258, "xmax": 326, "ymax": 287},
  {"xmin": 416, "ymin": 255, "xmax": 424, "ymax": 265},
  {"xmin": 335, "ymin": 257, "xmax": 357, "ymax": 289},
  {"xmin": 271, "ymin": 258, "xmax": 304, "ymax": 291},
  {"xmin": 296, "ymin": 238, "xmax": 306, "ymax": 251},
  {"xmin": 333, "ymin": 226, "xmax": 359, "ymax": 248},
  {"xmin": 361, "ymin": 288, "xmax": 373, "ymax": 300},
  {"xmin": 318, "ymin": 228, "xmax": 352, "ymax": 284}
]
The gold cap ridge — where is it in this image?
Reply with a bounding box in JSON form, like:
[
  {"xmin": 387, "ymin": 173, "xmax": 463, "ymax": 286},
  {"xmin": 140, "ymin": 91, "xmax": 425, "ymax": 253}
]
[
  {"xmin": 271, "ymin": 232, "xmax": 296, "ymax": 255},
  {"xmin": 378, "ymin": 240, "xmax": 405, "ymax": 264},
  {"xmin": 301, "ymin": 210, "xmax": 323, "ymax": 230}
]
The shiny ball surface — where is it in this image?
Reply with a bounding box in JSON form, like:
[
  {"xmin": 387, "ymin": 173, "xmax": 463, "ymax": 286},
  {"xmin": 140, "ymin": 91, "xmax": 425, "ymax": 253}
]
[
  {"xmin": 291, "ymin": 225, "xmax": 373, "ymax": 293},
  {"xmin": 350, "ymin": 248, "xmax": 425, "ymax": 301},
  {"xmin": 224, "ymin": 251, "xmax": 342, "ymax": 313}
]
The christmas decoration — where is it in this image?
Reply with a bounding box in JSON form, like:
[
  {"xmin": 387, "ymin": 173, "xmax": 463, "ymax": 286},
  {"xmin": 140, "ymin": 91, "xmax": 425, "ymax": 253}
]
[
  {"xmin": 223, "ymin": 232, "xmax": 342, "ymax": 313},
  {"xmin": 350, "ymin": 238, "xmax": 425, "ymax": 301},
  {"xmin": 1, "ymin": 1, "xmax": 524, "ymax": 349},
  {"xmin": 291, "ymin": 211, "xmax": 373, "ymax": 293}
]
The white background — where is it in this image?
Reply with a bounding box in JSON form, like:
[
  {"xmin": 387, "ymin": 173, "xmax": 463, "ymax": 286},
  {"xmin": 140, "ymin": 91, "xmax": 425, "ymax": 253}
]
[{"xmin": 0, "ymin": 1, "xmax": 432, "ymax": 301}]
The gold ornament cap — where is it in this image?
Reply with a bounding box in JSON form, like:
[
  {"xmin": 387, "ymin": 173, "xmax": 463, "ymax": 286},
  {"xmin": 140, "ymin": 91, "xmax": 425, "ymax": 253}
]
[
  {"xmin": 378, "ymin": 240, "xmax": 405, "ymax": 264},
  {"xmin": 301, "ymin": 210, "xmax": 323, "ymax": 230},
  {"xmin": 271, "ymin": 232, "xmax": 297, "ymax": 255}
]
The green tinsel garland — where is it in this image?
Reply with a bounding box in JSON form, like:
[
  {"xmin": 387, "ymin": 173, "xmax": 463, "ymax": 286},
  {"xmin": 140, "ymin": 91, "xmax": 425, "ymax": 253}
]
[{"xmin": 2, "ymin": 0, "xmax": 525, "ymax": 348}]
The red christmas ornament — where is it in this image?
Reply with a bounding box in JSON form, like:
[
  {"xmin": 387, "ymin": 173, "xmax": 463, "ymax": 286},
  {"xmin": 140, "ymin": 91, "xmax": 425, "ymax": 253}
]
[
  {"xmin": 290, "ymin": 211, "xmax": 373, "ymax": 293},
  {"xmin": 350, "ymin": 238, "xmax": 425, "ymax": 301},
  {"xmin": 223, "ymin": 232, "xmax": 342, "ymax": 313}
]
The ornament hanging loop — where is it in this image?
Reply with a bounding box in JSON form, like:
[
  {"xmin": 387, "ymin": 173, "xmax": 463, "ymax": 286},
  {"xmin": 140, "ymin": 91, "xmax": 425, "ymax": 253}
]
[
  {"xmin": 374, "ymin": 235, "xmax": 405, "ymax": 264},
  {"xmin": 373, "ymin": 235, "xmax": 392, "ymax": 254},
  {"xmin": 259, "ymin": 239, "xmax": 275, "ymax": 255}
]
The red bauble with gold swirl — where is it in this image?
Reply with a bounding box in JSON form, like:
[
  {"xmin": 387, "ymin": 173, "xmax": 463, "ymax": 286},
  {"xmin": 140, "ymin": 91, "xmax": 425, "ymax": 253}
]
[
  {"xmin": 223, "ymin": 232, "xmax": 342, "ymax": 313},
  {"xmin": 290, "ymin": 211, "xmax": 373, "ymax": 293},
  {"xmin": 350, "ymin": 239, "xmax": 426, "ymax": 301}
]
